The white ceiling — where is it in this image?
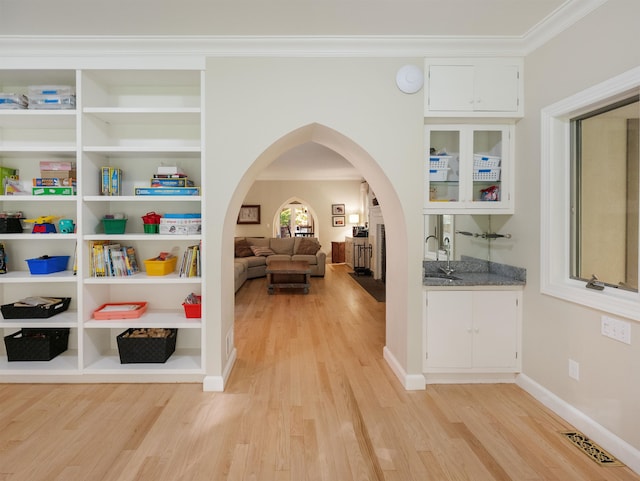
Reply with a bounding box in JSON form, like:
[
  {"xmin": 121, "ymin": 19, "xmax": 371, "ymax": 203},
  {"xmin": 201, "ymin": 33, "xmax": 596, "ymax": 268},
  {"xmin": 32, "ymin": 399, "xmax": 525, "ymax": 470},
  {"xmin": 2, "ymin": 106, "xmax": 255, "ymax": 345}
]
[
  {"xmin": 1, "ymin": 0, "xmax": 567, "ymax": 37},
  {"xmin": 0, "ymin": 0, "xmax": 604, "ymax": 181}
]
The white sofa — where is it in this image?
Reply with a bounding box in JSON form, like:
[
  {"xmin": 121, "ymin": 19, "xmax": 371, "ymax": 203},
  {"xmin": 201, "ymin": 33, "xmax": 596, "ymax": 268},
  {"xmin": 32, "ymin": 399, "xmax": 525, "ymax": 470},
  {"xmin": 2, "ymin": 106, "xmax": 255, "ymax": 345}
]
[{"xmin": 234, "ymin": 236, "xmax": 326, "ymax": 293}]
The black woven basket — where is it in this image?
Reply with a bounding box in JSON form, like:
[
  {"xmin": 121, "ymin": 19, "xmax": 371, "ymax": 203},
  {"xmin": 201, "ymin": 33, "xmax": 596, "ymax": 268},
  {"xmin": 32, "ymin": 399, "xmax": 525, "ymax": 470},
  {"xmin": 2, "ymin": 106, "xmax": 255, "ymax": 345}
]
[
  {"xmin": 4, "ymin": 328, "xmax": 70, "ymax": 361},
  {"xmin": 116, "ymin": 328, "xmax": 177, "ymax": 364},
  {"xmin": 1, "ymin": 297, "xmax": 71, "ymax": 319}
]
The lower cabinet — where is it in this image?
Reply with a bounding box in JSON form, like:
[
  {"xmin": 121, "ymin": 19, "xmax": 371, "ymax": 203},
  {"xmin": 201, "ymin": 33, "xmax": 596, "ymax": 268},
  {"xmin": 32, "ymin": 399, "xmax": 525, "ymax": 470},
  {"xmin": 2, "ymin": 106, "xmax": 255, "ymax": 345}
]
[{"xmin": 424, "ymin": 289, "xmax": 522, "ymax": 380}]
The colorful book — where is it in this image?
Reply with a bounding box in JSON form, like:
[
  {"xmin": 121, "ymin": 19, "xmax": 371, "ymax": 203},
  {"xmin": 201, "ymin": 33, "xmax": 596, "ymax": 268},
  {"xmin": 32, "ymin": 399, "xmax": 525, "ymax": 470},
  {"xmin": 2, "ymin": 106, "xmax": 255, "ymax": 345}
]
[
  {"xmin": 0, "ymin": 167, "xmax": 19, "ymax": 195},
  {"xmin": 32, "ymin": 186, "xmax": 76, "ymax": 196},
  {"xmin": 134, "ymin": 187, "xmax": 200, "ymax": 196},
  {"xmin": 150, "ymin": 178, "xmax": 194, "ymax": 188}
]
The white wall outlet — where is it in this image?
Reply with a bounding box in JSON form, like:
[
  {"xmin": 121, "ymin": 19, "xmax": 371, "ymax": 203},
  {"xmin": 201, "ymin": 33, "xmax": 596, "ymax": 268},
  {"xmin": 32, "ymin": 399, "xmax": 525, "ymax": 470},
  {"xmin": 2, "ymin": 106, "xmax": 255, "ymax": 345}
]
[
  {"xmin": 569, "ymin": 359, "xmax": 580, "ymax": 380},
  {"xmin": 601, "ymin": 316, "xmax": 632, "ymax": 345}
]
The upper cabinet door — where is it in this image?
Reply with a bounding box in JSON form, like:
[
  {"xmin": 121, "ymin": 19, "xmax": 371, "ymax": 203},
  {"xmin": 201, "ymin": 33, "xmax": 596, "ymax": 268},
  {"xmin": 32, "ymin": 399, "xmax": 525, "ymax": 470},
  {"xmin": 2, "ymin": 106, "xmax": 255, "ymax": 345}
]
[{"xmin": 425, "ymin": 58, "xmax": 523, "ymax": 118}]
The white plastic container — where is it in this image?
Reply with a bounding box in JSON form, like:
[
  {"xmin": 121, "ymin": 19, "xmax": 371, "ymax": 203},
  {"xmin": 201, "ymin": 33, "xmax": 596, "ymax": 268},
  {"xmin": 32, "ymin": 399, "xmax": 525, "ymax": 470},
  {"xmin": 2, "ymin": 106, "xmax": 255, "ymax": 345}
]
[
  {"xmin": 429, "ymin": 155, "xmax": 452, "ymax": 170},
  {"xmin": 28, "ymin": 85, "xmax": 75, "ymax": 97},
  {"xmin": 473, "ymin": 167, "xmax": 501, "ymax": 182},
  {"xmin": 28, "ymin": 94, "xmax": 76, "ymax": 110},
  {"xmin": 429, "ymin": 168, "xmax": 450, "ymax": 182},
  {"xmin": 473, "ymin": 154, "xmax": 501, "ymax": 169}
]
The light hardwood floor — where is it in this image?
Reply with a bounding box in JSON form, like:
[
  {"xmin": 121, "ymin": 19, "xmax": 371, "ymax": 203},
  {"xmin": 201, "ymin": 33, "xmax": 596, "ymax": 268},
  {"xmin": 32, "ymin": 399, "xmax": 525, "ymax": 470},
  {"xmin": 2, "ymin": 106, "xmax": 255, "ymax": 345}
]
[{"xmin": 0, "ymin": 264, "xmax": 638, "ymax": 481}]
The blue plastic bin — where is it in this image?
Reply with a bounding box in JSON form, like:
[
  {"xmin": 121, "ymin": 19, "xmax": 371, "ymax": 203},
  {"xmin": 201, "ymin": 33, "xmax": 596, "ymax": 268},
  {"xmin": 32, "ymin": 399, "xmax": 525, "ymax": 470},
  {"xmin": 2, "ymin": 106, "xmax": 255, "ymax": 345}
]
[{"xmin": 25, "ymin": 255, "xmax": 70, "ymax": 274}]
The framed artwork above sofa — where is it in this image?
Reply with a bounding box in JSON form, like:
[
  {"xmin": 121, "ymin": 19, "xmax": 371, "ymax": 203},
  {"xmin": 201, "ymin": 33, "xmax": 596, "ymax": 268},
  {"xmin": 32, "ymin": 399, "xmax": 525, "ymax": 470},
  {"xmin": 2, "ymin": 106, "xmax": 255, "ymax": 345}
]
[{"xmin": 237, "ymin": 205, "xmax": 260, "ymax": 224}]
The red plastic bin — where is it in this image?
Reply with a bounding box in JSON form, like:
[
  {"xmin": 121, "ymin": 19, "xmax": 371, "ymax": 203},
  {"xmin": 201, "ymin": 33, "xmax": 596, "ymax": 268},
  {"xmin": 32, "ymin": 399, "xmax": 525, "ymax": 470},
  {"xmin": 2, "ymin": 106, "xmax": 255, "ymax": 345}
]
[{"xmin": 182, "ymin": 296, "xmax": 201, "ymax": 318}]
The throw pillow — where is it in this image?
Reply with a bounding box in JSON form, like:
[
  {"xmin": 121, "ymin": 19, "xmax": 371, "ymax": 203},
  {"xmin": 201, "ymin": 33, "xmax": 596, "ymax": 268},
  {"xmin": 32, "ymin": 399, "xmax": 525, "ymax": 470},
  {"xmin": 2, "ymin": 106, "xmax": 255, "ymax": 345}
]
[
  {"xmin": 296, "ymin": 238, "xmax": 320, "ymax": 255},
  {"xmin": 235, "ymin": 238, "xmax": 253, "ymax": 258},
  {"xmin": 250, "ymin": 245, "xmax": 276, "ymax": 257}
]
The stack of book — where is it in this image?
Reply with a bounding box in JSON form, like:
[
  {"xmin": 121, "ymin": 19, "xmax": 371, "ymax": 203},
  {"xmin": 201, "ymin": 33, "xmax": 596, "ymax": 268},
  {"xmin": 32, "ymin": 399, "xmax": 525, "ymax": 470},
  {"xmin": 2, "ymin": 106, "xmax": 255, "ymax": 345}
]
[
  {"xmin": 135, "ymin": 166, "xmax": 199, "ymax": 196},
  {"xmin": 101, "ymin": 166, "xmax": 122, "ymax": 196},
  {"xmin": 32, "ymin": 161, "xmax": 76, "ymax": 196},
  {"xmin": 179, "ymin": 244, "xmax": 200, "ymax": 278},
  {"xmin": 88, "ymin": 241, "xmax": 140, "ymax": 277}
]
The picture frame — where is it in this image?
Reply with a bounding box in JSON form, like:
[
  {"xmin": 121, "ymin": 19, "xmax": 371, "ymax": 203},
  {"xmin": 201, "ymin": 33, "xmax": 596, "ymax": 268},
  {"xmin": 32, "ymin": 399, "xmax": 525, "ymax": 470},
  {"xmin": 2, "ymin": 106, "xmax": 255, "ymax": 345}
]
[
  {"xmin": 332, "ymin": 204, "xmax": 345, "ymax": 215},
  {"xmin": 332, "ymin": 216, "xmax": 345, "ymax": 227},
  {"xmin": 237, "ymin": 205, "xmax": 261, "ymax": 224}
]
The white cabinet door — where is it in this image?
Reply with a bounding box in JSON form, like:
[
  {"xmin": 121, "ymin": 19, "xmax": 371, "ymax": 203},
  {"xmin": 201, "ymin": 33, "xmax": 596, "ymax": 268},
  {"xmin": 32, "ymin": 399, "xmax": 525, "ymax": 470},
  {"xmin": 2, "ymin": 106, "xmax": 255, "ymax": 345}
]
[
  {"xmin": 427, "ymin": 65, "xmax": 475, "ymax": 112},
  {"xmin": 425, "ymin": 59, "xmax": 523, "ymax": 118},
  {"xmin": 474, "ymin": 65, "xmax": 519, "ymax": 113},
  {"xmin": 426, "ymin": 291, "xmax": 473, "ymax": 368},
  {"xmin": 472, "ymin": 291, "xmax": 519, "ymax": 369},
  {"xmin": 425, "ymin": 290, "xmax": 521, "ymax": 372}
]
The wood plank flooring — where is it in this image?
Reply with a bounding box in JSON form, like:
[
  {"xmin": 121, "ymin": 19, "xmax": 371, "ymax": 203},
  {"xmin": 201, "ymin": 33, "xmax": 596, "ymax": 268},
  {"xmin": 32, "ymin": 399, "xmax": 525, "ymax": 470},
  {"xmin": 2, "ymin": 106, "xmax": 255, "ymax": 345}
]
[{"xmin": 0, "ymin": 264, "xmax": 638, "ymax": 480}]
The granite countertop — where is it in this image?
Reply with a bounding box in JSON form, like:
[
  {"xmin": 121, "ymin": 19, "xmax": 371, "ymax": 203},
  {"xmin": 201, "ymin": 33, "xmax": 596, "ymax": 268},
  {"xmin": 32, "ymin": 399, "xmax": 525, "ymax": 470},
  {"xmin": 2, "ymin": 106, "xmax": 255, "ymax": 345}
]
[{"xmin": 423, "ymin": 257, "xmax": 526, "ymax": 287}]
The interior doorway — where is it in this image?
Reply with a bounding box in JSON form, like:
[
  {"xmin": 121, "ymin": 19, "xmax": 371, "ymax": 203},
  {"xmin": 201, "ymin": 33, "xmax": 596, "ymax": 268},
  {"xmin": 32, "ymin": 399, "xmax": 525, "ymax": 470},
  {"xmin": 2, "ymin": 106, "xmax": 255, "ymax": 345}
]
[{"xmin": 222, "ymin": 122, "xmax": 414, "ymax": 391}]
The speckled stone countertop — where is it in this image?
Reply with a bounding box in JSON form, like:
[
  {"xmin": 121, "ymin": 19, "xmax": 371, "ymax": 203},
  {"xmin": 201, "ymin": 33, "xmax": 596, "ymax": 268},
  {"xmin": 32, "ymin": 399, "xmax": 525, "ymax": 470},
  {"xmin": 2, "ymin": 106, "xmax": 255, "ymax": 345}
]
[{"xmin": 423, "ymin": 256, "xmax": 526, "ymax": 287}]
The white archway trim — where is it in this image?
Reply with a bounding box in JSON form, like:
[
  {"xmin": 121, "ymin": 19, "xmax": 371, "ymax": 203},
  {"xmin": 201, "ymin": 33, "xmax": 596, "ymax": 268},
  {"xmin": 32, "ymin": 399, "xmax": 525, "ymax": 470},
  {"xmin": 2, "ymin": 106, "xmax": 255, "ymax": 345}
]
[{"xmin": 221, "ymin": 122, "xmax": 417, "ymax": 390}]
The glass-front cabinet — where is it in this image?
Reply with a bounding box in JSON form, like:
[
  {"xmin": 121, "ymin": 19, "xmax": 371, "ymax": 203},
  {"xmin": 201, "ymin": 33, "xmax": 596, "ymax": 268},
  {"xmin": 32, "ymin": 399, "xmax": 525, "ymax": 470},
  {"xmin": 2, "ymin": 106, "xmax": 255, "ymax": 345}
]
[{"xmin": 424, "ymin": 124, "xmax": 514, "ymax": 214}]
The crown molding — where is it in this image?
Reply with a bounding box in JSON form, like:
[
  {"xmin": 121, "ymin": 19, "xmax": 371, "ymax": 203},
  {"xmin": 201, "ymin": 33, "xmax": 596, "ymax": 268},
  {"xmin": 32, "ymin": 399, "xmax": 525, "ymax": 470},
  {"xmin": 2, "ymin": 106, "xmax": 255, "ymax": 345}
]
[
  {"xmin": 522, "ymin": 0, "xmax": 608, "ymax": 54},
  {"xmin": 0, "ymin": 35, "xmax": 528, "ymax": 61},
  {"xmin": 0, "ymin": 0, "xmax": 610, "ymax": 62}
]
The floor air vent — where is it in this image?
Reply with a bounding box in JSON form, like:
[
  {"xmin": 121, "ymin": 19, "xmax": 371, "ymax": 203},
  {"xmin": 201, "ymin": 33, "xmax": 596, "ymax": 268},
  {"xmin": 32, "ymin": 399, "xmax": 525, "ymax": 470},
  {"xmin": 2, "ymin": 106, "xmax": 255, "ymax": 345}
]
[{"xmin": 560, "ymin": 431, "xmax": 624, "ymax": 466}]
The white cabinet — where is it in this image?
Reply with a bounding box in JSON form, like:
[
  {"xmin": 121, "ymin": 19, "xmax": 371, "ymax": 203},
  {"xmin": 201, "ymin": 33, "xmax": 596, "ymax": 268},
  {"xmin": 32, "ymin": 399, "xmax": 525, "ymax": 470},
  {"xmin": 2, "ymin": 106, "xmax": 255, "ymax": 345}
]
[
  {"xmin": 0, "ymin": 68, "xmax": 205, "ymax": 380},
  {"xmin": 425, "ymin": 59, "xmax": 523, "ymax": 118},
  {"xmin": 424, "ymin": 289, "xmax": 522, "ymax": 377},
  {"xmin": 424, "ymin": 123, "xmax": 514, "ymax": 214}
]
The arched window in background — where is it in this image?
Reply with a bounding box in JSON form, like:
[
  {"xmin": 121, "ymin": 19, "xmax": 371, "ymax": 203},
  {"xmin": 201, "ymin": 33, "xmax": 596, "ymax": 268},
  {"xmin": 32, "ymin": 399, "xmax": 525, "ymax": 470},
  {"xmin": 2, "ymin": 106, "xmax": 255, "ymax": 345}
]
[{"xmin": 278, "ymin": 202, "xmax": 314, "ymax": 237}]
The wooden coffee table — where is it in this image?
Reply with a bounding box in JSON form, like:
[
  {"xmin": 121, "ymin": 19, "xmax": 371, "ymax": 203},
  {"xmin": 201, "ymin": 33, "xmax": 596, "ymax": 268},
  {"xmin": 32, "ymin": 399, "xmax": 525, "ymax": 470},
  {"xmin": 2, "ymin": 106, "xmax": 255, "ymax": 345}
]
[{"xmin": 266, "ymin": 260, "xmax": 311, "ymax": 294}]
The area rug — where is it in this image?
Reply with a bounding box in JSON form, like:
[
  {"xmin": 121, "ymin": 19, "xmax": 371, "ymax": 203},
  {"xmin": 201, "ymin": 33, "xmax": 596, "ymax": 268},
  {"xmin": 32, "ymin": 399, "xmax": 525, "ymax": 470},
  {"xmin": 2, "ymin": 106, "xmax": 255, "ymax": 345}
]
[{"xmin": 349, "ymin": 273, "xmax": 386, "ymax": 302}]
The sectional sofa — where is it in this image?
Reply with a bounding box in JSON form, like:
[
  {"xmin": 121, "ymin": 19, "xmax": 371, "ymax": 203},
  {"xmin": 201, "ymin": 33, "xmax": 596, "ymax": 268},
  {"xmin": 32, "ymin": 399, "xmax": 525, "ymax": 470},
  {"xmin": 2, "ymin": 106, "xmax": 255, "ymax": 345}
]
[{"xmin": 234, "ymin": 236, "xmax": 326, "ymax": 293}]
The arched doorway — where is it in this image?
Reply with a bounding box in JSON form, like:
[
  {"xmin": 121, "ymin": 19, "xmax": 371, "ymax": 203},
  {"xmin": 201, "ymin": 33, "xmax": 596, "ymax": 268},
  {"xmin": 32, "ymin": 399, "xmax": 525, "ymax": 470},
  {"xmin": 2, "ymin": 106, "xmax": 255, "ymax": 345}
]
[{"xmin": 211, "ymin": 122, "xmax": 420, "ymax": 392}]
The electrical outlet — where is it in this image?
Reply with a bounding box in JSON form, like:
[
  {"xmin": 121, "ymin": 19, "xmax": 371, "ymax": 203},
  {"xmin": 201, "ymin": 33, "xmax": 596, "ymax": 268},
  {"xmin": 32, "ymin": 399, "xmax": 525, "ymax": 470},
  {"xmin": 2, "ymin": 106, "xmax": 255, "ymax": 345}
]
[
  {"xmin": 601, "ymin": 316, "xmax": 631, "ymax": 345},
  {"xmin": 569, "ymin": 359, "xmax": 580, "ymax": 380}
]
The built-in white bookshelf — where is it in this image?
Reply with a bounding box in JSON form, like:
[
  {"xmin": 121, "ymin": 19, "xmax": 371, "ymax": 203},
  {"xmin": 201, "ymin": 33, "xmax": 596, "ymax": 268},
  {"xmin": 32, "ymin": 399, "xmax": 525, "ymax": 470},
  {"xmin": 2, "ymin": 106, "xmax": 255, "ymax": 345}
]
[{"xmin": 0, "ymin": 68, "xmax": 205, "ymax": 380}]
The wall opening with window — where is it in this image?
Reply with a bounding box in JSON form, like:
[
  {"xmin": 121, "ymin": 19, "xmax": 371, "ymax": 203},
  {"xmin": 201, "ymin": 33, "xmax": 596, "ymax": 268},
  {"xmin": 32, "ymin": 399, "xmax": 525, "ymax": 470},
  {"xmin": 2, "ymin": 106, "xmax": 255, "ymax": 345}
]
[
  {"xmin": 571, "ymin": 96, "xmax": 639, "ymax": 292},
  {"xmin": 541, "ymin": 67, "xmax": 640, "ymax": 320}
]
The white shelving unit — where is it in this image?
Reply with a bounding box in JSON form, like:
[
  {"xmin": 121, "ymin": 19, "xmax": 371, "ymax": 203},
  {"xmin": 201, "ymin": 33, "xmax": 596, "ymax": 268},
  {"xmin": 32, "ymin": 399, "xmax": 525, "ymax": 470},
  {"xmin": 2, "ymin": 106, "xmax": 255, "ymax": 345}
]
[{"xmin": 0, "ymin": 68, "xmax": 205, "ymax": 381}]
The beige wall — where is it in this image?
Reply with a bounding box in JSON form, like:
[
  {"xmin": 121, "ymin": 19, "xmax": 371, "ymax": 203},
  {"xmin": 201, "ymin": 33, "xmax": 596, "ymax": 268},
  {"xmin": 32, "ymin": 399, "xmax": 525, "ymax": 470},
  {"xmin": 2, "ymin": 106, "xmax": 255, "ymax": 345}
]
[
  {"xmin": 513, "ymin": 0, "xmax": 640, "ymax": 449},
  {"xmin": 205, "ymin": 57, "xmax": 425, "ymax": 384},
  {"xmin": 236, "ymin": 180, "xmax": 363, "ymax": 252}
]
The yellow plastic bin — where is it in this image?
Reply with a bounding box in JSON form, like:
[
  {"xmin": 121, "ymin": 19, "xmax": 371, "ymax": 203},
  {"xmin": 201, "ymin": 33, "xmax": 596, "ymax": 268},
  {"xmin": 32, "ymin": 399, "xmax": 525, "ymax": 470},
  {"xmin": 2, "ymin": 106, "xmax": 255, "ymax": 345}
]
[{"xmin": 143, "ymin": 256, "xmax": 177, "ymax": 276}]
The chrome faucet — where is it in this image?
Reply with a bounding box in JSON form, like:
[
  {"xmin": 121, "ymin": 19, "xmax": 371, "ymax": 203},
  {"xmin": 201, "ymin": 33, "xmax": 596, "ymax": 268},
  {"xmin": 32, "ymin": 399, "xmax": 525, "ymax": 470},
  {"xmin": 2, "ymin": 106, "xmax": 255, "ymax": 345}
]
[
  {"xmin": 439, "ymin": 238, "xmax": 455, "ymax": 275},
  {"xmin": 425, "ymin": 235, "xmax": 439, "ymax": 260}
]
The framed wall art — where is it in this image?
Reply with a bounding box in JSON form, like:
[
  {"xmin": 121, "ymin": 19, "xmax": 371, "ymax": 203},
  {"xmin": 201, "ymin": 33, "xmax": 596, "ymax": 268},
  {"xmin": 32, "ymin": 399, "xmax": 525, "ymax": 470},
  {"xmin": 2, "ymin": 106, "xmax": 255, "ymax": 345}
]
[
  {"xmin": 332, "ymin": 216, "xmax": 345, "ymax": 227},
  {"xmin": 237, "ymin": 205, "xmax": 261, "ymax": 224},
  {"xmin": 332, "ymin": 204, "xmax": 345, "ymax": 215}
]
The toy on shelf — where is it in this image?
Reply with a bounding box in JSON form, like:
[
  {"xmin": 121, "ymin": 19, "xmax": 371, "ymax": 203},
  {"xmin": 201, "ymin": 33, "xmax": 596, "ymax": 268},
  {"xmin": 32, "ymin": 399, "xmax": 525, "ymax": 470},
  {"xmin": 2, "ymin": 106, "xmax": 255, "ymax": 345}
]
[
  {"xmin": 23, "ymin": 215, "xmax": 60, "ymax": 234},
  {"xmin": 58, "ymin": 219, "xmax": 75, "ymax": 234}
]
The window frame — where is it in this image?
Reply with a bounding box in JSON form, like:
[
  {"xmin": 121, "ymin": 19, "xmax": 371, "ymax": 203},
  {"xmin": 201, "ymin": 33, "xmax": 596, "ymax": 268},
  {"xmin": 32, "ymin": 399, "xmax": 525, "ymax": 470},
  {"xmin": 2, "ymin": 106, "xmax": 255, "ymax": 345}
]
[{"xmin": 541, "ymin": 67, "xmax": 640, "ymax": 321}]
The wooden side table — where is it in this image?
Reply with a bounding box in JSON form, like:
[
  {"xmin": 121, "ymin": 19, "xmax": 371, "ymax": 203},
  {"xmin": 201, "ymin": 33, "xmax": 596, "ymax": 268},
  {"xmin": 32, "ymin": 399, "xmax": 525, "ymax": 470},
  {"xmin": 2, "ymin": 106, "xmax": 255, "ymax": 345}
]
[{"xmin": 331, "ymin": 241, "xmax": 345, "ymax": 263}]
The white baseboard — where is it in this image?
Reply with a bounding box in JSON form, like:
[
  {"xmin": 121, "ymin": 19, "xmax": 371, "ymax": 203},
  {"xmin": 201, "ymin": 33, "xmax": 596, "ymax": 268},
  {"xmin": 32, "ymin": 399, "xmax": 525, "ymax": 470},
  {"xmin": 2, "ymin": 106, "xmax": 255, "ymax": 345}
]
[
  {"xmin": 202, "ymin": 347, "xmax": 237, "ymax": 392},
  {"xmin": 516, "ymin": 374, "xmax": 640, "ymax": 474},
  {"xmin": 383, "ymin": 346, "xmax": 426, "ymax": 390}
]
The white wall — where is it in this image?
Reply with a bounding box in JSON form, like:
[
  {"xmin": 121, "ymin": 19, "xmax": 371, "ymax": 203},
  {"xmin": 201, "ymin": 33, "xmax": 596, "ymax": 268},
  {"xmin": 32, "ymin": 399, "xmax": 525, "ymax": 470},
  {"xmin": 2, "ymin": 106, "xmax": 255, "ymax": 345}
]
[
  {"xmin": 235, "ymin": 180, "xmax": 362, "ymax": 252},
  {"xmin": 205, "ymin": 57, "xmax": 425, "ymax": 388},
  {"xmin": 510, "ymin": 0, "xmax": 640, "ymax": 452}
]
